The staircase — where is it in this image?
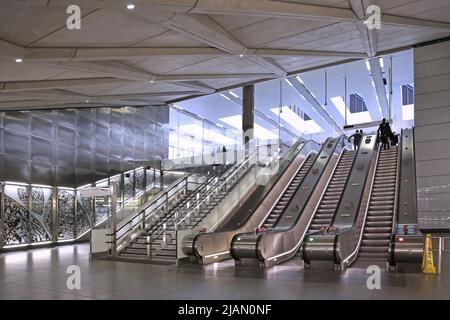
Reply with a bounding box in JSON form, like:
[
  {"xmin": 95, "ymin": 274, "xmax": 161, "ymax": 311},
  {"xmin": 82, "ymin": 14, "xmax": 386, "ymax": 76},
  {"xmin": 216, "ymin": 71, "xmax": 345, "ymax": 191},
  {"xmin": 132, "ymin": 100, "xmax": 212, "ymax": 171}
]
[
  {"xmin": 119, "ymin": 171, "xmax": 225, "ymax": 261},
  {"xmin": 119, "ymin": 161, "xmax": 254, "ymax": 262},
  {"xmin": 261, "ymin": 154, "xmax": 316, "ymax": 229},
  {"xmin": 308, "ymin": 150, "xmax": 356, "ymax": 231},
  {"xmin": 184, "ymin": 165, "xmax": 255, "ymax": 229},
  {"xmin": 358, "ymin": 146, "xmax": 398, "ymax": 261}
]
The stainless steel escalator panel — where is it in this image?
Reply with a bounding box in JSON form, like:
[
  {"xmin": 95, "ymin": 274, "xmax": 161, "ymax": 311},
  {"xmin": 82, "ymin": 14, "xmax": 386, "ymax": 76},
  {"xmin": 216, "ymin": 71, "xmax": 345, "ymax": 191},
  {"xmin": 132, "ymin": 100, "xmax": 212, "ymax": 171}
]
[
  {"xmin": 303, "ymin": 134, "xmax": 379, "ymax": 267},
  {"xmin": 230, "ymin": 137, "xmax": 343, "ymax": 265},
  {"xmin": 182, "ymin": 139, "xmax": 322, "ymax": 264},
  {"xmin": 390, "ymin": 128, "xmax": 423, "ymax": 266}
]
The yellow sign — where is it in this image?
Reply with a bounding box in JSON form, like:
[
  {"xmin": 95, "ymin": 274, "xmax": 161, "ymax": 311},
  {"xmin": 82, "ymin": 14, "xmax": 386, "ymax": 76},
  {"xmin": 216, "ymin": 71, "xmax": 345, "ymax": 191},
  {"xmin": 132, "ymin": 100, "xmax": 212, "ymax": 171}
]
[{"xmin": 422, "ymin": 234, "xmax": 436, "ymax": 274}]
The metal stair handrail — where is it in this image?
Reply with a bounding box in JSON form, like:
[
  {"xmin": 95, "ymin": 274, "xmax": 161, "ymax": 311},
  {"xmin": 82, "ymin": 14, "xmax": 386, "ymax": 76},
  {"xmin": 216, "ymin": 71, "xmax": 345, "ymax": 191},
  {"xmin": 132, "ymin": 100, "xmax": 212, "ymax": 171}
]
[{"xmin": 147, "ymin": 144, "xmax": 280, "ymax": 244}]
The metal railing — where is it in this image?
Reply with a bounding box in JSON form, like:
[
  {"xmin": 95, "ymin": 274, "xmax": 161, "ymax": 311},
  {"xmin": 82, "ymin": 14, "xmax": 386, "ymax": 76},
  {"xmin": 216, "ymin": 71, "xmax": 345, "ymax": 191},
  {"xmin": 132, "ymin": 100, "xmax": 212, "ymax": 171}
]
[
  {"xmin": 114, "ymin": 169, "xmax": 226, "ymax": 252},
  {"xmin": 114, "ymin": 174, "xmax": 189, "ymax": 246},
  {"xmin": 145, "ymin": 145, "xmax": 280, "ymax": 259}
]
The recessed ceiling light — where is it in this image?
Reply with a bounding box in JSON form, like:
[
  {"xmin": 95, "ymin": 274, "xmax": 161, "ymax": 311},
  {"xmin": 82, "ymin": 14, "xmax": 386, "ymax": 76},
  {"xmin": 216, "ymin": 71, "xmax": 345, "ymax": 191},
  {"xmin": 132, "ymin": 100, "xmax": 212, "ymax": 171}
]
[
  {"xmin": 85, "ymin": 100, "xmax": 89, "ymax": 103},
  {"xmin": 127, "ymin": 4, "xmax": 135, "ymax": 10},
  {"xmin": 239, "ymin": 54, "xmax": 244, "ymax": 58},
  {"xmin": 150, "ymin": 80, "xmax": 155, "ymax": 84},
  {"xmin": 15, "ymin": 58, "xmax": 23, "ymax": 63}
]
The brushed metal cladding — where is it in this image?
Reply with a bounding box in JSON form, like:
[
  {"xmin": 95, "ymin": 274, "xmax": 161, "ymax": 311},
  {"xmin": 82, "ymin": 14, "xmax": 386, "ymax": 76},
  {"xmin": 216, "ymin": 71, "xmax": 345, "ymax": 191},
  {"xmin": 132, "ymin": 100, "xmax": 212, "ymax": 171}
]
[
  {"xmin": 398, "ymin": 128, "xmax": 418, "ymax": 225},
  {"xmin": 390, "ymin": 128, "xmax": 423, "ymax": 265},
  {"xmin": 0, "ymin": 105, "xmax": 169, "ymax": 187}
]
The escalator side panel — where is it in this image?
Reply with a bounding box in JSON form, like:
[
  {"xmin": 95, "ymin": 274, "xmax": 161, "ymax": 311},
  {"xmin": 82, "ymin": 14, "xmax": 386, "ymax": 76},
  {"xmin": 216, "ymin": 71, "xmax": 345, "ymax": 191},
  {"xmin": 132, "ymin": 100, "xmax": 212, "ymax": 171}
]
[
  {"xmin": 303, "ymin": 134, "xmax": 379, "ymax": 267},
  {"xmin": 391, "ymin": 128, "xmax": 423, "ymax": 265},
  {"xmin": 231, "ymin": 137, "xmax": 344, "ymax": 264},
  {"xmin": 185, "ymin": 140, "xmax": 321, "ymax": 264},
  {"xmin": 257, "ymin": 149, "xmax": 340, "ymax": 266}
]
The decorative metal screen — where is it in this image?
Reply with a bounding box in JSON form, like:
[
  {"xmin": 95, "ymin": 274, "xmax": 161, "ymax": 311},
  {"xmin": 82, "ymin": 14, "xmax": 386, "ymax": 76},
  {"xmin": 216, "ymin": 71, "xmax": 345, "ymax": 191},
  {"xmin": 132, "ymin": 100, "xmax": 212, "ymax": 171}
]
[
  {"xmin": 76, "ymin": 191, "xmax": 91, "ymax": 237},
  {"xmin": 135, "ymin": 168, "xmax": 145, "ymax": 197},
  {"xmin": 30, "ymin": 186, "xmax": 53, "ymax": 242},
  {"xmin": 3, "ymin": 184, "xmax": 30, "ymax": 245},
  {"xmin": 57, "ymin": 188, "xmax": 75, "ymax": 240}
]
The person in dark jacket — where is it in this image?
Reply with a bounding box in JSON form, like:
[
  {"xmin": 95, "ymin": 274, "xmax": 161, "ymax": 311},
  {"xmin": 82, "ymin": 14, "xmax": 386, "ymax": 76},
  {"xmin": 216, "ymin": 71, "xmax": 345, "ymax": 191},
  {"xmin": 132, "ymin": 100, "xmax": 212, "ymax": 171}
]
[
  {"xmin": 348, "ymin": 130, "xmax": 362, "ymax": 150},
  {"xmin": 377, "ymin": 118, "xmax": 392, "ymax": 150},
  {"xmin": 391, "ymin": 131, "xmax": 399, "ymax": 146}
]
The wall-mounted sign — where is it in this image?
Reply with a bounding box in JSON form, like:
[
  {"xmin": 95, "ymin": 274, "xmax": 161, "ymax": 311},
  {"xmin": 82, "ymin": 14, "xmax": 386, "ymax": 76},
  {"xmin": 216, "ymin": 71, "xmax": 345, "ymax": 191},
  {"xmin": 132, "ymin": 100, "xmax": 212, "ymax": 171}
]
[{"xmin": 79, "ymin": 187, "xmax": 112, "ymax": 198}]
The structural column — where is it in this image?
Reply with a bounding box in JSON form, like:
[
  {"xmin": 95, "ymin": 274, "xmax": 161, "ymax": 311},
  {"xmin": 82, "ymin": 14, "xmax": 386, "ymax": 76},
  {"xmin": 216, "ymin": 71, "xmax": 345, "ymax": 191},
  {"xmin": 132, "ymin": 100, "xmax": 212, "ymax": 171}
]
[{"xmin": 242, "ymin": 84, "xmax": 254, "ymax": 145}]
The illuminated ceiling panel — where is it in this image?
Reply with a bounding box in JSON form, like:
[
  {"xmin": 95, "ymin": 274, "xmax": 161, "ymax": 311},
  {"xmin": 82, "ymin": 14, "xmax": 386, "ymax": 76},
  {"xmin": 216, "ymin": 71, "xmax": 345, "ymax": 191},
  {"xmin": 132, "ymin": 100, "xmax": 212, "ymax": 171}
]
[
  {"xmin": 178, "ymin": 124, "xmax": 236, "ymax": 145},
  {"xmin": 270, "ymin": 107, "xmax": 322, "ymax": 134},
  {"xmin": 219, "ymin": 115, "xmax": 278, "ymax": 141}
]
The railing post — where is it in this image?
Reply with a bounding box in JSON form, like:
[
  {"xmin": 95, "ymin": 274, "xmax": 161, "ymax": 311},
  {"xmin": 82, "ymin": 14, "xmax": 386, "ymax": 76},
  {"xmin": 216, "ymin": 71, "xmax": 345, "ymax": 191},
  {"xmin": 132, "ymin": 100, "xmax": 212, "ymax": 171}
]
[
  {"xmin": 438, "ymin": 236, "xmax": 443, "ymax": 275},
  {"xmin": 142, "ymin": 209, "xmax": 145, "ymax": 231},
  {"xmin": 147, "ymin": 234, "xmax": 151, "ymax": 260},
  {"xmin": 110, "ymin": 185, "xmax": 117, "ymax": 257}
]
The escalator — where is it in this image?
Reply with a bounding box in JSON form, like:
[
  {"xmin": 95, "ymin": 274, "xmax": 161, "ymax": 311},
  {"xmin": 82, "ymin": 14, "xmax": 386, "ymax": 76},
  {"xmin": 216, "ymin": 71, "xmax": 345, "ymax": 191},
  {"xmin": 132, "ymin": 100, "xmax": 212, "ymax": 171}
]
[
  {"xmin": 308, "ymin": 150, "xmax": 356, "ymax": 232},
  {"xmin": 357, "ymin": 146, "xmax": 398, "ymax": 262},
  {"xmin": 230, "ymin": 137, "xmax": 344, "ymax": 267},
  {"xmin": 302, "ymin": 134, "xmax": 378, "ymax": 269},
  {"xmin": 261, "ymin": 154, "xmax": 316, "ymax": 229},
  {"xmin": 181, "ymin": 139, "xmax": 321, "ymax": 264},
  {"xmin": 303, "ymin": 130, "xmax": 424, "ymax": 270}
]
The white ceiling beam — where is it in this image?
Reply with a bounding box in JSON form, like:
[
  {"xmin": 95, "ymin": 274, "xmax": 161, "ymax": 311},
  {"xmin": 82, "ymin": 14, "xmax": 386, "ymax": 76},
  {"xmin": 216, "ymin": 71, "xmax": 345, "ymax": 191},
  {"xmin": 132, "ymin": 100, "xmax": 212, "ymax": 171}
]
[
  {"xmin": 249, "ymin": 48, "xmax": 367, "ymax": 59},
  {"xmin": 155, "ymin": 74, "xmax": 277, "ymax": 81},
  {"xmin": 0, "ymin": 78, "xmax": 133, "ymax": 92},
  {"xmin": 290, "ymin": 77, "xmax": 344, "ymax": 135},
  {"xmin": 0, "ymin": 99, "xmax": 166, "ymax": 110},
  {"xmin": 172, "ymin": 81, "xmax": 216, "ymax": 94},
  {"xmin": 383, "ymin": 14, "xmax": 450, "ymax": 31},
  {"xmin": 0, "ymin": 39, "xmax": 25, "ymax": 59},
  {"xmin": 192, "ymin": 0, "xmax": 357, "ymax": 22},
  {"xmin": 52, "ymin": 61, "xmax": 153, "ymax": 81},
  {"xmin": 162, "ymin": 13, "xmax": 246, "ymax": 55},
  {"xmin": 0, "ymin": 89, "xmax": 89, "ymax": 101},
  {"xmin": 0, "ymin": 74, "xmax": 274, "ymax": 93},
  {"xmin": 21, "ymin": 47, "xmax": 368, "ymax": 61},
  {"xmin": 0, "ymin": 0, "xmax": 197, "ymax": 12},
  {"xmin": 349, "ymin": 0, "xmax": 377, "ymax": 57},
  {"xmin": 24, "ymin": 47, "xmax": 226, "ymax": 61},
  {"xmin": 246, "ymin": 57, "xmax": 288, "ymax": 77},
  {"xmin": 368, "ymin": 57, "xmax": 389, "ymax": 120}
]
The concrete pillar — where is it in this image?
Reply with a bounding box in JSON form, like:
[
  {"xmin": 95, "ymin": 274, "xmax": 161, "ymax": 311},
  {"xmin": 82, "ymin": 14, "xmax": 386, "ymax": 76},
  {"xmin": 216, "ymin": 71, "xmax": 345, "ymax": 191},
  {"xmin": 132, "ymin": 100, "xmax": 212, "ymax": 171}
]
[{"xmin": 242, "ymin": 84, "xmax": 254, "ymax": 145}]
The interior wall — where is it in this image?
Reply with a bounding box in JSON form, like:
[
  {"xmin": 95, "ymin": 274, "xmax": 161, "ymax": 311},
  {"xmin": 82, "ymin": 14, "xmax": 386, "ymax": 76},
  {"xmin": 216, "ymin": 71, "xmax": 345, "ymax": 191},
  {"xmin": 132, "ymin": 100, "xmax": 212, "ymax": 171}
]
[
  {"xmin": 414, "ymin": 39, "xmax": 450, "ymax": 230},
  {"xmin": 0, "ymin": 105, "xmax": 169, "ymax": 188}
]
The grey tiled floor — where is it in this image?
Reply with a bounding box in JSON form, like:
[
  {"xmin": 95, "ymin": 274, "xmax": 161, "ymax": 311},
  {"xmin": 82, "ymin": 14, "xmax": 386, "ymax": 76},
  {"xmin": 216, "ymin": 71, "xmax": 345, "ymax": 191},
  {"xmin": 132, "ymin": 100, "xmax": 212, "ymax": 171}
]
[{"xmin": 0, "ymin": 243, "xmax": 448, "ymax": 300}]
